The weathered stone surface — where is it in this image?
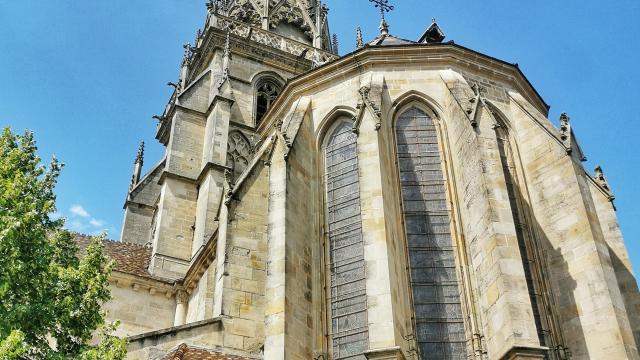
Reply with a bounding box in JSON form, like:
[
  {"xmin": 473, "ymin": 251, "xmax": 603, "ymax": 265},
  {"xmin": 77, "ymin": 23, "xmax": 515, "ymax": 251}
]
[{"xmin": 109, "ymin": 7, "xmax": 639, "ymax": 360}]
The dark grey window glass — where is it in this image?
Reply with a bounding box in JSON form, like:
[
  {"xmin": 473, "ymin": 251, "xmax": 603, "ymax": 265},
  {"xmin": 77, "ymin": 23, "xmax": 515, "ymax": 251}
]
[
  {"xmin": 255, "ymin": 81, "xmax": 280, "ymax": 124},
  {"xmin": 324, "ymin": 120, "xmax": 368, "ymax": 360},
  {"xmin": 395, "ymin": 107, "xmax": 468, "ymax": 359}
]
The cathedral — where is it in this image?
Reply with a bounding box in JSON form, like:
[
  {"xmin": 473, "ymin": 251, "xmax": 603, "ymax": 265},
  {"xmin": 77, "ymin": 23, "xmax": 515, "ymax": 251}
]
[{"xmin": 99, "ymin": 0, "xmax": 640, "ymax": 359}]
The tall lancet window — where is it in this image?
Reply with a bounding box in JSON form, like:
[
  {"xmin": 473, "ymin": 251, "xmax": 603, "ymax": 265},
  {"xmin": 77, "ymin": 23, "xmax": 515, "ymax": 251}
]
[
  {"xmin": 323, "ymin": 119, "xmax": 369, "ymax": 359},
  {"xmin": 395, "ymin": 107, "xmax": 467, "ymax": 359},
  {"xmin": 495, "ymin": 123, "xmax": 547, "ymax": 347}
]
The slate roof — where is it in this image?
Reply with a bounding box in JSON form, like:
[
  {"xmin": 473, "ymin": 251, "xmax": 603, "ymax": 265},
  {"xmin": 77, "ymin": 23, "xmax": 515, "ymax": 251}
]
[
  {"xmin": 163, "ymin": 344, "xmax": 252, "ymax": 360},
  {"xmin": 74, "ymin": 234, "xmax": 152, "ymax": 278},
  {"xmin": 368, "ymin": 33, "xmax": 415, "ymax": 46}
]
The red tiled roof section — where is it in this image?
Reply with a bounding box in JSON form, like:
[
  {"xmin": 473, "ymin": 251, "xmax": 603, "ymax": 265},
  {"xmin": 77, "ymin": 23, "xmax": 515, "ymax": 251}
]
[
  {"xmin": 74, "ymin": 234, "xmax": 152, "ymax": 278},
  {"xmin": 163, "ymin": 344, "xmax": 252, "ymax": 360}
]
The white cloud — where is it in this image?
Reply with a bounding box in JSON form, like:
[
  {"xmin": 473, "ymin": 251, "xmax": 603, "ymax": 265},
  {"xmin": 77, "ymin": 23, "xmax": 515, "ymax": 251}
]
[
  {"xmin": 70, "ymin": 205, "xmax": 90, "ymax": 218},
  {"xmin": 64, "ymin": 205, "xmax": 111, "ymax": 236},
  {"xmin": 89, "ymin": 218, "xmax": 105, "ymax": 227},
  {"xmin": 67, "ymin": 219, "xmax": 87, "ymax": 233}
]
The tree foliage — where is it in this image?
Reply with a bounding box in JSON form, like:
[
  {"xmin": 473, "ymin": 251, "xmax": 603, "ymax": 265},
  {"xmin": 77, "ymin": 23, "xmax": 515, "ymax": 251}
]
[{"xmin": 0, "ymin": 128, "xmax": 126, "ymax": 360}]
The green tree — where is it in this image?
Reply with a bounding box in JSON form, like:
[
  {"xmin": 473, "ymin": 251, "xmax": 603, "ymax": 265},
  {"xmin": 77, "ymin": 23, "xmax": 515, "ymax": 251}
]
[{"xmin": 0, "ymin": 128, "xmax": 126, "ymax": 360}]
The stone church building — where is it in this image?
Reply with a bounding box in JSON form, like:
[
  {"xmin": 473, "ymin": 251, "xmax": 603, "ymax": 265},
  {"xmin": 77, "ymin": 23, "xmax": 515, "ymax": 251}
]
[{"xmin": 98, "ymin": 1, "xmax": 640, "ymax": 359}]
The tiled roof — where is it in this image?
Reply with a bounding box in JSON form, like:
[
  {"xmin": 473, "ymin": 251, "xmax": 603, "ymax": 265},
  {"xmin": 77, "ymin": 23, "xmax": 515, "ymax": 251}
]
[
  {"xmin": 74, "ymin": 234, "xmax": 152, "ymax": 278},
  {"xmin": 163, "ymin": 344, "xmax": 252, "ymax": 360}
]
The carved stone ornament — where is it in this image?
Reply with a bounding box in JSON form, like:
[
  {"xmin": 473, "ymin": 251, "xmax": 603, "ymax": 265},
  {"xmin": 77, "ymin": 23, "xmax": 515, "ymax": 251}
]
[
  {"xmin": 269, "ymin": 1, "xmax": 311, "ymax": 37},
  {"xmin": 227, "ymin": 0, "xmax": 261, "ymax": 26},
  {"xmin": 559, "ymin": 112, "xmax": 576, "ymax": 156},
  {"xmin": 175, "ymin": 290, "xmax": 189, "ymax": 304},
  {"xmin": 595, "ymin": 166, "xmax": 610, "ymax": 191},
  {"xmin": 226, "ymin": 131, "xmax": 254, "ymax": 181},
  {"xmin": 218, "ymin": 31, "xmax": 232, "ymax": 89},
  {"xmin": 359, "ymin": 85, "xmax": 382, "ymax": 129}
]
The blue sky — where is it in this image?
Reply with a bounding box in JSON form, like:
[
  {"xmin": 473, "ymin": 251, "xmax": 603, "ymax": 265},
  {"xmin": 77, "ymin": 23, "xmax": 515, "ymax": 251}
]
[{"xmin": 1, "ymin": 1, "xmax": 638, "ymax": 273}]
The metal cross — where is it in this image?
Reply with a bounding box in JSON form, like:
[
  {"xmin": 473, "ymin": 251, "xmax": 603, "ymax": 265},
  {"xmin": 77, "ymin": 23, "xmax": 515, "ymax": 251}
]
[{"xmin": 368, "ymin": 0, "xmax": 394, "ymax": 20}]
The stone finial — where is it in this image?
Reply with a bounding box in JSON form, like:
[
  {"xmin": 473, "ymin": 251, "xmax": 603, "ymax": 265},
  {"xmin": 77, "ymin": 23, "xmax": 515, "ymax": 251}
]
[
  {"xmin": 194, "ymin": 28, "xmax": 202, "ymax": 46},
  {"xmin": 559, "ymin": 112, "xmax": 570, "ymax": 141},
  {"xmin": 129, "ymin": 141, "xmax": 145, "ymax": 192},
  {"xmin": 135, "ymin": 141, "xmax": 145, "ymax": 166},
  {"xmin": 594, "ymin": 166, "xmax": 610, "ymax": 192},
  {"xmin": 206, "ymin": 0, "xmax": 216, "ymax": 13},
  {"xmin": 356, "ymin": 26, "xmax": 364, "ymax": 49},
  {"xmin": 218, "ymin": 31, "xmax": 232, "ymax": 88},
  {"xmin": 332, "ymin": 34, "xmax": 339, "ymax": 55},
  {"xmin": 379, "ymin": 18, "xmax": 390, "ymax": 35},
  {"xmin": 368, "ymin": 0, "xmax": 394, "ymax": 35}
]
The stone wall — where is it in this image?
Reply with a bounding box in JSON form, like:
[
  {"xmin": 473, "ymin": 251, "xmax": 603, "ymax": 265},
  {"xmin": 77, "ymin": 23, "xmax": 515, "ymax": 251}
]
[{"xmin": 105, "ymin": 282, "xmax": 175, "ymax": 338}]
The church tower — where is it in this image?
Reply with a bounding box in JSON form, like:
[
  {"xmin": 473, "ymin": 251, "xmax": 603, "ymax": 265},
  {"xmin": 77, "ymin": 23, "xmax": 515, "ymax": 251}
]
[
  {"xmin": 109, "ymin": 2, "xmax": 640, "ymax": 360},
  {"xmin": 121, "ymin": 0, "xmax": 337, "ymax": 279}
]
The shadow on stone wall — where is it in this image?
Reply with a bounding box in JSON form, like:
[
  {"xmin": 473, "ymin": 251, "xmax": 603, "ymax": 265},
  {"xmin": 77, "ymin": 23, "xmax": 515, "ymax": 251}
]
[{"xmin": 514, "ymin": 185, "xmax": 587, "ymax": 359}]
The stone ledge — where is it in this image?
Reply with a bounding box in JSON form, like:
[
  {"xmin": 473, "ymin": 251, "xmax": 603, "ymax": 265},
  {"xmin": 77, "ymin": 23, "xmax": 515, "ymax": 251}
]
[
  {"xmin": 365, "ymin": 347, "xmax": 406, "ymax": 360},
  {"xmin": 128, "ymin": 317, "xmax": 227, "ymax": 344},
  {"xmin": 501, "ymin": 346, "xmax": 549, "ymax": 360}
]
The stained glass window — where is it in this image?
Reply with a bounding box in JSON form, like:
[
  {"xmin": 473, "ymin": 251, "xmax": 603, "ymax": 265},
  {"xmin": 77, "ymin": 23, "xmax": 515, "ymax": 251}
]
[
  {"xmin": 395, "ymin": 107, "xmax": 468, "ymax": 359},
  {"xmin": 323, "ymin": 120, "xmax": 368, "ymax": 359}
]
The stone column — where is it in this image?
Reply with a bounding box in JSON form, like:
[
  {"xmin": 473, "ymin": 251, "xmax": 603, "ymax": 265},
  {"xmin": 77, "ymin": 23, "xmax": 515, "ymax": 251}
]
[
  {"xmin": 263, "ymin": 141, "xmax": 287, "ymax": 360},
  {"xmin": 357, "ymin": 110, "xmax": 398, "ymax": 352},
  {"xmin": 174, "ymin": 290, "xmax": 188, "ymax": 326}
]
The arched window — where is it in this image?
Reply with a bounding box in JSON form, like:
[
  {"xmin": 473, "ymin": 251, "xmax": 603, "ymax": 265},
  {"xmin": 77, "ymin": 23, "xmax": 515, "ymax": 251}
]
[
  {"xmin": 394, "ymin": 107, "xmax": 467, "ymax": 359},
  {"xmin": 226, "ymin": 131, "xmax": 253, "ymax": 180},
  {"xmin": 322, "ymin": 119, "xmax": 368, "ymax": 359},
  {"xmin": 255, "ymin": 79, "xmax": 281, "ymax": 125}
]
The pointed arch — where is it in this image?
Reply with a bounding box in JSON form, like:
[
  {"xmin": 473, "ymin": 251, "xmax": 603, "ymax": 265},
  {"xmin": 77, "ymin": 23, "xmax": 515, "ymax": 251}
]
[
  {"xmin": 315, "ymin": 106, "xmax": 357, "ymax": 148},
  {"xmin": 252, "ymin": 72, "xmax": 285, "ymax": 126},
  {"xmin": 393, "ymin": 105, "xmax": 469, "ymax": 359},
  {"xmin": 320, "ymin": 116, "xmax": 369, "ymax": 359},
  {"xmin": 389, "ymin": 90, "xmax": 445, "ymax": 125},
  {"xmin": 226, "ymin": 130, "xmax": 254, "ymax": 180}
]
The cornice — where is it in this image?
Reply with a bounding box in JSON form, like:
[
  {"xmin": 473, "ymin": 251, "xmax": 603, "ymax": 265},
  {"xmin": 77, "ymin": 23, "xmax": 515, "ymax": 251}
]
[
  {"xmin": 257, "ymin": 43, "xmax": 550, "ymax": 135},
  {"xmin": 196, "ymin": 161, "xmax": 232, "ymax": 185},
  {"xmin": 109, "ymin": 271, "xmax": 176, "ymax": 297},
  {"xmin": 158, "ymin": 170, "xmax": 197, "ymax": 186}
]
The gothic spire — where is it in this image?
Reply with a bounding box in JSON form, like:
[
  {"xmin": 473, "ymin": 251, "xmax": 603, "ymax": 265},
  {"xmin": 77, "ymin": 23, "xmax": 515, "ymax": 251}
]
[
  {"xmin": 332, "ymin": 34, "xmax": 339, "ymax": 55},
  {"xmin": 135, "ymin": 141, "xmax": 145, "ymax": 166},
  {"xmin": 130, "ymin": 141, "xmax": 145, "ymax": 191},
  {"xmin": 356, "ymin": 26, "xmax": 364, "ymax": 49}
]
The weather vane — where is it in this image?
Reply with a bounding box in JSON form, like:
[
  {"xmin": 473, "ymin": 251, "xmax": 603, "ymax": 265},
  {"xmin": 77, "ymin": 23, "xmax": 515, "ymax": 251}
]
[{"xmin": 368, "ymin": 0, "xmax": 394, "ymax": 21}]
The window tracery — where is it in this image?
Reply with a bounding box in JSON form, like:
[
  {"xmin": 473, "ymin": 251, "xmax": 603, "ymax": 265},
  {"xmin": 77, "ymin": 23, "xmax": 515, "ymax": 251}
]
[
  {"xmin": 395, "ymin": 106, "xmax": 468, "ymax": 359},
  {"xmin": 322, "ymin": 119, "xmax": 368, "ymax": 359},
  {"xmin": 255, "ymin": 80, "xmax": 281, "ymax": 124},
  {"xmin": 226, "ymin": 131, "xmax": 253, "ymax": 181}
]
